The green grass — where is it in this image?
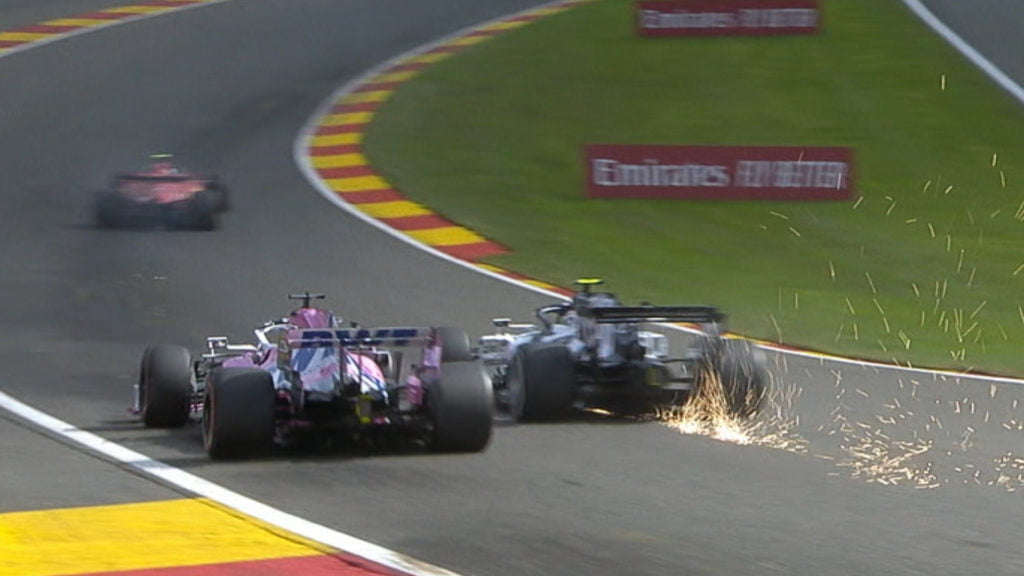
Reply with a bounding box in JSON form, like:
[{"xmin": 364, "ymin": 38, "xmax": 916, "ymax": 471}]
[{"xmin": 364, "ymin": 0, "xmax": 1024, "ymax": 375}]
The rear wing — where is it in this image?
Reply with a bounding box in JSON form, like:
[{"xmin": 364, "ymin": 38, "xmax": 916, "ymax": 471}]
[
  {"xmin": 582, "ymin": 306, "xmax": 725, "ymax": 325},
  {"xmin": 288, "ymin": 327, "xmax": 433, "ymax": 349}
]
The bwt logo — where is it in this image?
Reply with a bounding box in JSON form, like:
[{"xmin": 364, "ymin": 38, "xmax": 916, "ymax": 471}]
[{"xmin": 299, "ymin": 328, "xmax": 422, "ymax": 347}]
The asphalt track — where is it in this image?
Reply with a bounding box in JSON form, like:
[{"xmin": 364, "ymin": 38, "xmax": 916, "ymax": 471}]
[{"xmin": 2, "ymin": 1, "xmax": 1024, "ymax": 575}]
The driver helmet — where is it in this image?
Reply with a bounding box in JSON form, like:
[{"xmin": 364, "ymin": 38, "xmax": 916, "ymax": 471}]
[
  {"xmin": 149, "ymin": 162, "xmax": 179, "ymax": 176},
  {"xmin": 288, "ymin": 307, "xmax": 337, "ymax": 329}
]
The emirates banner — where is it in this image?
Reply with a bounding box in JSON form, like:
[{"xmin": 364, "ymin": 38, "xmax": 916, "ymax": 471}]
[
  {"xmin": 637, "ymin": 0, "xmax": 821, "ymax": 37},
  {"xmin": 585, "ymin": 145, "xmax": 853, "ymax": 201}
]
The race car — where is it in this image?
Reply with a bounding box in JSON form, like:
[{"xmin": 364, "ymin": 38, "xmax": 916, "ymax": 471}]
[
  {"xmin": 132, "ymin": 293, "xmax": 493, "ymax": 458},
  {"xmin": 95, "ymin": 154, "xmax": 229, "ymax": 230},
  {"xmin": 478, "ymin": 278, "xmax": 766, "ymax": 421}
]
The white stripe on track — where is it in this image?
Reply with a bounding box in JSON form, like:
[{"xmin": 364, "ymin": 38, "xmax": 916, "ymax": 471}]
[
  {"xmin": 0, "ymin": 390, "xmax": 461, "ymax": 576},
  {"xmin": 901, "ymin": 0, "xmax": 1024, "ymax": 106},
  {"xmin": 0, "ymin": 2, "xmax": 463, "ymax": 575}
]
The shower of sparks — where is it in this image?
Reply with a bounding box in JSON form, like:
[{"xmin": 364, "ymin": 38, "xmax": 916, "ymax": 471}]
[
  {"xmin": 660, "ymin": 369, "xmax": 807, "ymax": 454},
  {"xmin": 834, "ymin": 414, "xmax": 937, "ymax": 487},
  {"xmin": 769, "ymin": 314, "xmax": 782, "ymax": 342}
]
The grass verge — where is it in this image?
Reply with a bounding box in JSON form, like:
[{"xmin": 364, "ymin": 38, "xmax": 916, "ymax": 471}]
[{"xmin": 364, "ymin": 0, "xmax": 1024, "ymax": 375}]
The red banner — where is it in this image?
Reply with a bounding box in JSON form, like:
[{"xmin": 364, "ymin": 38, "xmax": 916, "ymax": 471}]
[
  {"xmin": 636, "ymin": 0, "xmax": 821, "ymax": 37},
  {"xmin": 585, "ymin": 145, "xmax": 853, "ymax": 200}
]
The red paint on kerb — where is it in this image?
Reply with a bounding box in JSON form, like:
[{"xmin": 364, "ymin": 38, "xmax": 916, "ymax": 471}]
[
  {"xmin": 381, "ymin": 214, "xmax": 455, "ymax": 231},
  {"xmin": 308, "ymin": 144, "xmax": 361, "ymax": 156},
  {"xmin": 438, "ymin": 242, "xmax": 509, "ymax": 261},
  {"xmin": 74, "ymin": 554, "xmax": 405, "ymax": 576},
  {"xmin": 317, "ymin": 166, "xmax": 376, "ymax": 179}
]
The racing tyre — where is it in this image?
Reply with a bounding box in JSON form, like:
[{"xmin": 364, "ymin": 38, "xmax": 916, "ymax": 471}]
[
  {"xmin": 203, "ymin": 368, "xmax": 275, "ymax": 459},
  {"xmin": 714, "ymin": 339, "xmax": 767, "ymax": 418},
  {"xmin": 94, "ymin": 192, "xmax": 124, "ymax": 229},
  {"xmin": 438, "ymin": 326, "xmax": 473, "ymax": 362},
  {"xmin": 430, "ymin": 361, "xmax": 493, "ymax": 452},
  {"xmin": 507, "ymin": 343, "xmax": 575, "ymax": 422},
  {"xmin": 207, "ymin": 179, "xmax": 230, "ymax": 212},
  {"xmin": 139, "ymin": 345, "xmax": 193, "ymax": 428},
  {"xmin": 187, "ymin": 194, "xmax": 219, "ymax": 231}
]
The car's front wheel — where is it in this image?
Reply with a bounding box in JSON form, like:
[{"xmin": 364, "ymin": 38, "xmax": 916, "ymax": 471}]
[
  {"xmin": 139, "ymin": 345, "xmax": 193, "ymax": 428},
  {"xmin": 506, "ymin": 342, "xmax": 575, "ymax": 422}
]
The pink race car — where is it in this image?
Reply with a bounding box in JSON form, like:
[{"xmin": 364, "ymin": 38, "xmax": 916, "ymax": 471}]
[
  {"xmin": 95, "ymin": 156, "xmax": 229, "ymax": 230},
  {"xmin": 133, "ymin": 293, "xmax": 493, "ymax": 459}
]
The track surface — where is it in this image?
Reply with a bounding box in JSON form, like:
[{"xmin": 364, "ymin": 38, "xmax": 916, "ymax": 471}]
[{"xmin": 2, "ymin": 1, "xmax": 1024, "ymax": 575}]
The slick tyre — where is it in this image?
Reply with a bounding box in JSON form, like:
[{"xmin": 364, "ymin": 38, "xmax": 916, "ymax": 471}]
[
  {"xmin": 187, "ymin": 194, "xmax": 219, "ymax": 231},
  {"xmin": 94, "ymin": 192, "xmax": 123, "ymax": 229},
  {"xmin": 715, "ymin": 339, "xmax": 767, "ymax": 418},
  {"xmin": 202, "ymin": 368, "xmax": 275, "ymax": 459},
  {"xmin": 207, "ymin": 180, "xmax": 230, "ymax": 212},
  {"xmin": 438, "ymin": 326, "xmax": 473, "ymax": 362},
  {"xmin": 507, "ymin": 343, "xmax": 575, "ymax": 422},
  {"xmin": 139, "ymin": 345, "xmax": 193, "ymax": 428},
  {"xmin": 430, "ymin": 361, "xmax": 493, "ymax": 452}
]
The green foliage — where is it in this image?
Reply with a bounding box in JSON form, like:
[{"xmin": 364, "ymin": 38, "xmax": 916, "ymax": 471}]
[{"xmin": 365, "ymin": 0, "xmax": 1024, "ymax": 375}]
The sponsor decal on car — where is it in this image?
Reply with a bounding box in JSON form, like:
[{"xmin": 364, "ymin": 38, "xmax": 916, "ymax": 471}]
[
  {"xmin": 584, "ymin": 144, "xmax": 853, "ymax": 200},
  {"xmin": 636, "ymin": 0, "xmax": 820, "ymax": 37}
]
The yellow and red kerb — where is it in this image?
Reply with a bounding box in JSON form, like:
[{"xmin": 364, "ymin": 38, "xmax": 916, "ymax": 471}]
[
  {"xmin": 306, "ymin": 0, "xmax": 594, "ymax": 270},
  {"xmin": 0, "ymin": 1, "xmax": 224, "ymax": 53},
  {"xmin": 0, "ymin": 498, "xmax": 401, "ymax": 576}
]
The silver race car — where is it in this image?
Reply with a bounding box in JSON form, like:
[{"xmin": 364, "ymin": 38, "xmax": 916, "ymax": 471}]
[{"xmin": 478, "ymin": 279, "xmax": 766, "ymax": 421}]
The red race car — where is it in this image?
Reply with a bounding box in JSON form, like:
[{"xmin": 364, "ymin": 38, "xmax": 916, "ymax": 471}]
[{"xmin": 95, "ymin": 155, "xmax": 229, "ymax": 230}]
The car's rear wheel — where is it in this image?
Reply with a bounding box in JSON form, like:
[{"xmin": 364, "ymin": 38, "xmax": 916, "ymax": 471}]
[
  {"xmin": 207, "ymin": 179, "xmax": 230, "ymax": 212},
  {"xmin": 507, "ymin": 342, "xmax": 575, "ymax": 422},
  {"xmin": 438, "ymin": 326, "xmax": 473, "ymax": 362},
  {"xmin": 139, "ymin": 345, "xmax": 193, "ymax": 428},
  {"xmin": 202, "ymin": 368, "xmax": 276, "ymax": 459},
  {"xmin": 94, "ymin": 192, "xmax": 124, "ymax": 229},
  {"xmin": 185, "ymin": 194, "xmax": 219, "ymax": 230},
  {"xmin": 710, "ymin": 339, "xmax": 767, "ymax": 418},
  {"xmin": 429, "ymin": 361, "xmax": 493, "ymax": 452}
]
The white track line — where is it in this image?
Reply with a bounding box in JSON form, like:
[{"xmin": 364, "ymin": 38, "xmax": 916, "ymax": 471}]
[
  {"xmin": 297, "ymin": 0, "xmax": 1024, "ymax": 387},
  {"xmin": 294, "ymin": 0, "xmax": 582, "ymax": 305},
  {"xmin": 3, "ymin": 2, "xmax": 1024, "ymax": 575},
  {"xmin": 0, "ymin": 3, "xmax": 462, "ymax": 575},
  {"xmin": 901, "ymin": 0, "xmax": 1024, "ymax": 106},
  {"xmin": 0, "ymin": 391, "xmax": 460, "ymax": 576}
]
